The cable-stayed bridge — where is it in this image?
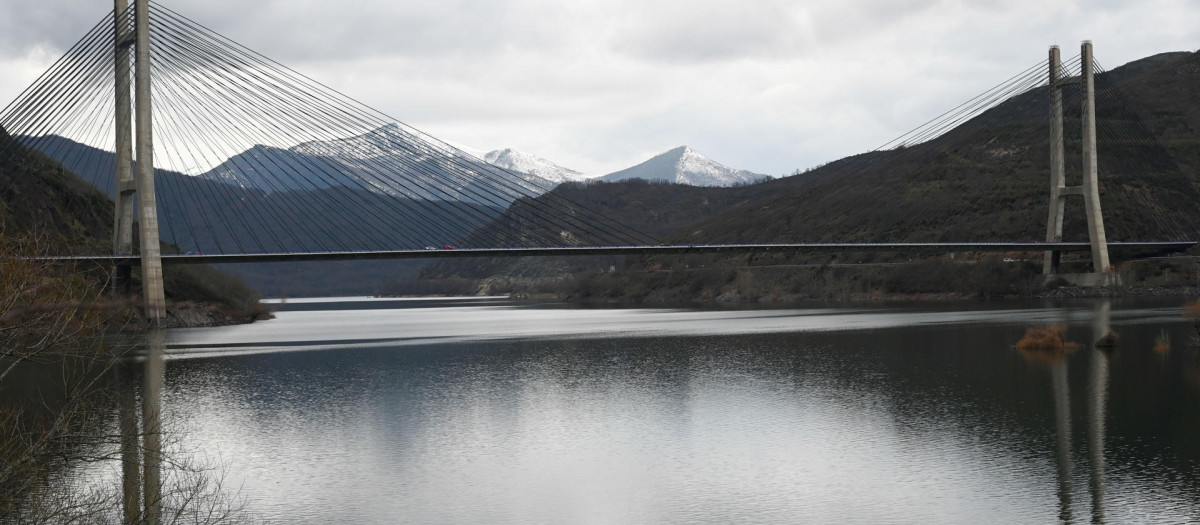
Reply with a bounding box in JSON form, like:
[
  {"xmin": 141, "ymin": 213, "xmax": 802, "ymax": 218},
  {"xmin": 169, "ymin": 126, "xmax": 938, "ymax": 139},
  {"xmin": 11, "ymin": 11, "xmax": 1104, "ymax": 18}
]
[{"xmin": 2, "ymin": 1, "xmax": 1197, "ymax": 319}]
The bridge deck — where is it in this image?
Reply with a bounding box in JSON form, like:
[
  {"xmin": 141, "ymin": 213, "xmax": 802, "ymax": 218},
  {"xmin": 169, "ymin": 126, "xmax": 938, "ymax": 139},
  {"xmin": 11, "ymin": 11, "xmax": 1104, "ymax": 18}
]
[{"xmin": 35, "ymin": 241, "xmax": 1196, "ymax": 265}]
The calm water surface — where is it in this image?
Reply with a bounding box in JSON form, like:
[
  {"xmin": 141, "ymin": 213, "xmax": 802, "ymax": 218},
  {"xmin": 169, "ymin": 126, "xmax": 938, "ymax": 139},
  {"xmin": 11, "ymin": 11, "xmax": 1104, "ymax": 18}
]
[{"xmin": 154, "ymin": 297, "xmax": 1200, "ymax": 524}]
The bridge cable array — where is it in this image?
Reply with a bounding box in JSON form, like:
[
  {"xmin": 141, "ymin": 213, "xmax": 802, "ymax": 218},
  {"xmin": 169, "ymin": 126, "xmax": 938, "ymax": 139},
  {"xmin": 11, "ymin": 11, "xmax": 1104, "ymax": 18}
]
[
  {"xmin": 0, "ymin": 3, "xmax": 660, "ymax": 256},
  {"xmin": 734, "ymin": 56, "xmax": 1063, "ymax": 245},
  {"xmin": 1087, "ymin": 59, "xmax": 1198, "ymax": 241}
]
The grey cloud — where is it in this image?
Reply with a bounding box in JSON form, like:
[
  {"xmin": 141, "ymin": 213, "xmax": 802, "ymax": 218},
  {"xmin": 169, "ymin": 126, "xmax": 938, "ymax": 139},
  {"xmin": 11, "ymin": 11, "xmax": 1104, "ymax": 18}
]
[
  {"xmin": 2, "ymin": 0, "xmax": 1199, "ymax": 178},
  {"xmin": 0, "ymin": 0, "xmax": 568, "ymax": 61},
  {"xmin": 179, "ymin": 0, "xmax": 571, "ymax": 61},
  {"xmin": 0, "ymin": 0, "xmax": 111, "ymax": 56},
  {"xmin": 611, "ymin": 1, "xmax": 806, "ymax": 63}
]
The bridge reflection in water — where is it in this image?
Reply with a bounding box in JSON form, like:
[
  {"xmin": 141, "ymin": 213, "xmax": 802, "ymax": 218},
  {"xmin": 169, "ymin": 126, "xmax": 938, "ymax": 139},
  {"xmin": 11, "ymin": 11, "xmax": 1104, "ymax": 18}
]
[
  {"xmin": 115, "ymin": 329, "xmax": 165, "ymax": 525},
  {"xmin": 119, "ymin": 299, "xmax": 1163, "ymax": 523},
  {"xmin": 1030, "ymin": 300, "xmax": 1112, "ymax": 524}
]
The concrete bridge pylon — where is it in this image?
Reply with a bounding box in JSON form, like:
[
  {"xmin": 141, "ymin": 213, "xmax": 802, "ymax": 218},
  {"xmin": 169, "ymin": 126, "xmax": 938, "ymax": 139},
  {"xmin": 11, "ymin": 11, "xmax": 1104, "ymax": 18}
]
[
  {"xmin": 1043, "ymin": 42, "xmax": 1118, "ymax": 287},
  {"xmin": 112, "ymin": 0, "xmax": 166, "ymax": 320}
]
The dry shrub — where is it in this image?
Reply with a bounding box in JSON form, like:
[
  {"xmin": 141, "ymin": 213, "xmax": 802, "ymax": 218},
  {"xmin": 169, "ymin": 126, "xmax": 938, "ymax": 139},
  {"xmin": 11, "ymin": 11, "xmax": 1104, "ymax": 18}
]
[
  {"xmin": 1016, "ymin": 325, "xmax": 1080, "ymax": 366},
  {"xmin": 1016, "ymin": 325, "xmax": 1079, "ymax": 352},
  {"xmin": 1185, "ymin": 300, "xmax": 1200, "ymax": 319},
  {"xmin": 2, "ymin": 230, "xmax": 107, "ymax": 381}
]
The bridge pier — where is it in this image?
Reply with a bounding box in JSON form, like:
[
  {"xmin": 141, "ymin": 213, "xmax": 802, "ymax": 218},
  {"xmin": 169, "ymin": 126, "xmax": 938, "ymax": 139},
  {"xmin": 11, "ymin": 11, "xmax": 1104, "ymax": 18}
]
[
  {"xmin": 112, "ymin": 0, "xmax": 135, "ymax": 293},
  {"xmin": 133, "ymin": 0, "xmax": 166, "ymax": 319},
  {"xmin": 112, "ymin": 0, "xmax": 166, "ymax": 320},
  {"xmin": 1043, "ymin": 42, "xmax": 1117, "ymax": 287},
  {"xmin": 1043, "ymin": 46, "xmax": 1067, "ymax": 276}
]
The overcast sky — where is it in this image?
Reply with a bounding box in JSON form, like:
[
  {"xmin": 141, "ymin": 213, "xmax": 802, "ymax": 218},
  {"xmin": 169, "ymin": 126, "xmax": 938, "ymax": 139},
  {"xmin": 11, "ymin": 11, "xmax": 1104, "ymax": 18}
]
[{"xmin": 1, "ymin": 0, "xmax": 1197, "ymax": 177}]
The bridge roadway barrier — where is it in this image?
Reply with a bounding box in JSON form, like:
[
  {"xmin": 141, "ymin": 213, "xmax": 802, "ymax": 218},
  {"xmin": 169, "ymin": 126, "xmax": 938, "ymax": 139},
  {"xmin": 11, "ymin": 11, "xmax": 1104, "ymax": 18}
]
[{"xmin": 33, "ymin": 241, "xmax": 1197, "ymax": 266}]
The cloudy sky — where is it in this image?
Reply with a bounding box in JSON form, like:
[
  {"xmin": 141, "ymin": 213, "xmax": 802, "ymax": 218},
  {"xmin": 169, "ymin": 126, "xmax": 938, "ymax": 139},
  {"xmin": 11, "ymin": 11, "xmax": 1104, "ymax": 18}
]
[{"xmin": 1, "ymin": 0, "xmax": 1197, "ymax": 177}]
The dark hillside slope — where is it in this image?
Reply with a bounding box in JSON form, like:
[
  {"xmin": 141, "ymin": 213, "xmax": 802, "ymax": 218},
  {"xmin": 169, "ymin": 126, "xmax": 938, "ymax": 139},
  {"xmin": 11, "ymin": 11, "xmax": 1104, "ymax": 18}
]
[
  {"xmin": 680, "ymin": 51, "xmax": 1200, "ymax": 246},
  {"xmin": 410, "ymin": 179, "xmax": 776, "ymax": 286},
  {"xmin": 28, "ymin": 136, "xmax": 506, "ymax": 296},
  {"xmin": 29, "ymin": 136, "xmax": 505, "ymax": 254},
  {"xmin": 0, "ymin": 125, "xmax": 259, "ymax": 310},
  {"xmin": 1120, "ymin": 51, "xmax": 1200, "ymax": 176},
  {"xmin": 0, "ymin": 127, "xmax": 111, "ymax": 253},
  {"xmin": 504, "ymin": 179, "xmax": 772, "ymax": 240}
]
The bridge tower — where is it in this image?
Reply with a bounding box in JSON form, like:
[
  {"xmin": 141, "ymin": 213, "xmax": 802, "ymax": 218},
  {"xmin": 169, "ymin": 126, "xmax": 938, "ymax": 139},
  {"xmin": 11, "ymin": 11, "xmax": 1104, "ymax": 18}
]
[
  {"xmin": 113, "ymin": 0, "xmax": 166, "ymax": 319},
  {"xmin": 1043, "ymin": 42, "xmax": 1117, "ymax": 286}
]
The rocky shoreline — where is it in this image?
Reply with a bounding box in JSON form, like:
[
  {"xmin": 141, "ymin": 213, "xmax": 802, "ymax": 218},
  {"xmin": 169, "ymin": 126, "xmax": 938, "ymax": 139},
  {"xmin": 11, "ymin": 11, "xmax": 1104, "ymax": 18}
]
[
  {"xmin": 1040, "ymin": 285, "xmax": 1200, "ymax": 299},
  {"xmin": 107, "ymin": 301, "xmax": 274, "ymax": 331},
  {"xmin": 561, "ymin": 284, "xmax": 1200, "ymax": 307},
  {"xmin": 161, "ymin": 302, "xmax": 274, "ymax": 328}
]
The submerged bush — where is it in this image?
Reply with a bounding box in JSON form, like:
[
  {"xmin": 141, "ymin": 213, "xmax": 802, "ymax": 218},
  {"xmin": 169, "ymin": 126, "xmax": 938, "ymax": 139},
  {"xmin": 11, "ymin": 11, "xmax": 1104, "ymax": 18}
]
[{"xmin": 1016, "ymin": 325, "xmax": 1079, "ymax": 352}]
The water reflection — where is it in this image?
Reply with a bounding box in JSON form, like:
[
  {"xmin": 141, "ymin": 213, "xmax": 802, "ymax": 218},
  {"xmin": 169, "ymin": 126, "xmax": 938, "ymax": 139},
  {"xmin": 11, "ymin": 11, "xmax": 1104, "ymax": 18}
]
[
  {"xmin": 1087, "ymin": 300, "xmax": 1110, "ymax": 525},
  {"xmin": 113, "ymin": 328, "xmax": 166, "ymax": 525},
  {"xmin": 158, "ymin": 299, "xmax": 1200, "ymax": 524},
  {"xmin": 1052, "ymin": 358, "xmax": 1072, "ymax": 522},
  {"xmin": 115, "ymin": 359, "xmax": 141, "ymax": 523},
  {"xmin": 142, "ymin": 328, "xmax": 165, "ymax": 525},
  {"xmin": 1021, "ymin": 299, "xmax": 1114, "ymax": 524}
]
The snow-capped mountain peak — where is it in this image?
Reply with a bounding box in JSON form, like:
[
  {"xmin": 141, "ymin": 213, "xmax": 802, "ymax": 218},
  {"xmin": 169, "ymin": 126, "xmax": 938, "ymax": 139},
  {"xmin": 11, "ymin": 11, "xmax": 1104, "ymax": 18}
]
[
  {"xmin": 483, "ymin": 148, "xmax": 586, "ymax": 184},
  {"xmin": 597, "ymin": 145, "xmax": 768, "ymax": 187}
]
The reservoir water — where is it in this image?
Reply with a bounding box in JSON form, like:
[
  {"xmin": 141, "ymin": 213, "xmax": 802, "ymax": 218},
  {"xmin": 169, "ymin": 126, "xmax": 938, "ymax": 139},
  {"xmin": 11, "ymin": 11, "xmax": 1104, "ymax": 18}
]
[{"xmin": 154, "ymin": 297, "xmax": 1199, "ymax": 523}]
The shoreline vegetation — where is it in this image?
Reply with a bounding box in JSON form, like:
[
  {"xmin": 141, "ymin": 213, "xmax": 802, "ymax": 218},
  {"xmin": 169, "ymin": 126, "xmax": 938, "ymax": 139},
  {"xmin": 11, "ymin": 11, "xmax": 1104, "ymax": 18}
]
[
  {"xmin": 378, "ymin": 252, "xmax": 1200, "ymax": 306},
  {"xmin": 379, "ymin": 252, "xmax": 1200, "ymax": 347},
  {"xmin": 1, "ymin": 123, "xmax": 267, "ymax": 522},
  {"xmin": 0, "ymin": 232, "xmax": 259, "ymax": 523},
  {"xmin": 0, "ymin": 230, "xmax": 272, "ymax": 332},
  {"xmin": 1, "ymin": 122, "xmax": 270, "ymax": 330}
]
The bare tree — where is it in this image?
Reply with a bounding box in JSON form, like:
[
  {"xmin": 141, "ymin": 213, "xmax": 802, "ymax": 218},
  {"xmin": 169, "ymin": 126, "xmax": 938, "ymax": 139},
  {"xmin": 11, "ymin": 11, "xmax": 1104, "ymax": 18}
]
[{"xmin": 1, "ymin": 228, "xmax": 258, "ymax": 524}]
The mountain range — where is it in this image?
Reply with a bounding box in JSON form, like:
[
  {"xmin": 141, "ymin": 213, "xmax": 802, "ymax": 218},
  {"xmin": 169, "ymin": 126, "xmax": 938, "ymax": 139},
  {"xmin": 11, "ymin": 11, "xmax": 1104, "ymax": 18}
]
[
  {"xmin": 482, "ymin": 148, "xmax": 586, "ymax": 184},
  {"xmin": 456, "ymin": 141, "xmax": 770, "ymax": 188},
  {"xmin": 199, "ymin": 128, "xmax": 777, "ymax": 201},
  {"xmin": 203, "ymin": 124, "xmax": 562, "ymax": 201}
]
